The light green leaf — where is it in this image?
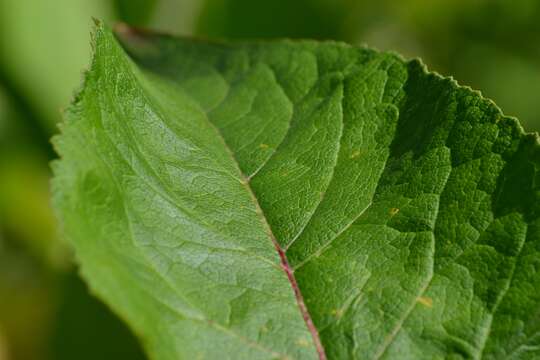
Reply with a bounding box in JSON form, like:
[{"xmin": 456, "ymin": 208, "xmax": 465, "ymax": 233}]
[
  {"xmin": 0, "ymin": 0, "xmax": 113, "ymax": 130},
  {"xmin": 53, "ymin": 24, "xmax": 540, "ymax": 359}
]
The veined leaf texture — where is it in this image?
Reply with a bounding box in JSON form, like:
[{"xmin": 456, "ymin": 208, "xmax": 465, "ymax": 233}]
[{"xmin": 53, "ymin": 23, "xmax": 540, "ymax": 359}]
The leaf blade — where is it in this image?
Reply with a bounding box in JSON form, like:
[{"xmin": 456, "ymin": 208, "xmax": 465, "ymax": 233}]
[
  {"xmin": 53, "ymin": 25, "xmax": 319, "ymax": 360},
  {"xmin": 53, "ymin": 24, "xmax": 540, "ymax": 359}
]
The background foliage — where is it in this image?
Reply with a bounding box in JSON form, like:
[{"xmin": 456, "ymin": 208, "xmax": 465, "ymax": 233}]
[{"xmin": 0, "ymin": 0, "xmax": 539, "ymax": 359}]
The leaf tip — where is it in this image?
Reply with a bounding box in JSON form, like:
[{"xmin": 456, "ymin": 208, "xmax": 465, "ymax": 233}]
[{"xmin": 91, "ymin": 17, "xmax": 101, "ymax": 27}]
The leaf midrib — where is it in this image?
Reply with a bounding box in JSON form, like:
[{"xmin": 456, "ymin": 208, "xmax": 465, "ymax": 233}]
[
  {"xmin": 196, "ymin": 94, "xmax": 328, "ymax": 359},
  {"xmin": 89, "ymin": 69, "xmax": 291, "ymax": 358}
]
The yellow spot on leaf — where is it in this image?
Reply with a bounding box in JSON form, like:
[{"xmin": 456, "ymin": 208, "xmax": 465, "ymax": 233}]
[
  {"xmin": 390, "ymin": 207, "xmax": 400, "ymax": 216},
  {"xmin": 296, "ymin": 338, "xmax": 310, "ymax": 347},
  {"xmin": 259, "ymin": 143, "xmax": 269, "ymax": 149},
  {"xmin": 417, "ymin": 296, "xmax": 433, "ymax": 308},
  {"xmin": 350, "ymin": 150, "xmax": 361, "ymax": 159}
]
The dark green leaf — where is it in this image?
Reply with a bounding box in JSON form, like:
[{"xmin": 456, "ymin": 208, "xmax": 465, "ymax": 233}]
[
  {"xmin": 114, "ymin": 0, "xmax": 158, "ymax": 26},
  {"xmin": 197, "ymin": 0, "xmax": 352, "ymax": 40}
]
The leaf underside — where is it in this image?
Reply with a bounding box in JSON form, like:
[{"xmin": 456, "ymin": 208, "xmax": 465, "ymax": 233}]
[{"xmin": 52, "ymin": 24, "xmax": 540, "ymax": 360}]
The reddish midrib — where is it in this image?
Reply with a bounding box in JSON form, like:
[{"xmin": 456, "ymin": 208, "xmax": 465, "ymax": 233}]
[
  {"xmin": 115, "ymin": 23, "xmax": 327, "ymax": 358},
  {"xmin": 276, "ymin": 245, "xmax": 327, "ymax": 360}
]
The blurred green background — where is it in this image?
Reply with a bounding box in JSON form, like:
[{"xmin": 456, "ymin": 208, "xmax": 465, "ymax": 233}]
[{"xmin": 0, "ymin": 0, "xmax": 539, "ymax": 358}]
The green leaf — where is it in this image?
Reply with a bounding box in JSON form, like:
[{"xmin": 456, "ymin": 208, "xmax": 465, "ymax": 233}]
[{"xmin": 53, "ymin": 24, "xmax": 540, "ymax": 359}]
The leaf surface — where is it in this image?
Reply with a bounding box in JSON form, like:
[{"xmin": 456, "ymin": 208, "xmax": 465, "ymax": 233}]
[{"xmin": 53, "ymin": 24, "xmax": 540, "ymax": 359}]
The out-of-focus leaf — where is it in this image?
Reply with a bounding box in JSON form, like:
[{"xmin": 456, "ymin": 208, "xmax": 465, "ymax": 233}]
[
  {"xmin": 0, "ymin": 86, "xmax": 59, "ymax": 358},
  {"xmin": 49, "ymin": 272, "xmax": 146, "ymax": 360},
  {"xmin": 0, "ymin": 158, "xmax": 60, "ymax": 265},
  {"xmin": 114, "ymin": 0, "xmax": 158, "ymax": 26},
  {"xmin": 0, "ymin": 87, "xmax": 66, "ymax": 268},
  {"xmin": 148, "ymin": 0, "xmax": 203, "ymax": 35},
  {"xmin": 453, "ymin": 44, "xmax": 540, "ymax": 128},
  {"xmin": 0, "ymin": 241, "xmax": 145, "ymax": 360},
  {"xmin": 0, "ymin": 0, "xmax": 113, "ymax": 131},
  {"xmin": 0, "ymin": 327, "xmax": 8, "ymax": 360},
  {"xmin": 197, "ymin": 0, "xmax": 353, "ymax": 39},
  {"xmin": 0, "ymin": 235, "xmax": 56, "ymax": 360}
]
